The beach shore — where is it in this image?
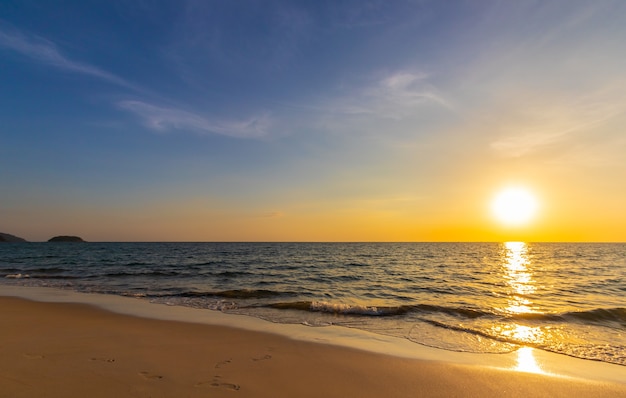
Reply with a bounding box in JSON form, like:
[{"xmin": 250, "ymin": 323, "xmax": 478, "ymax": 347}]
[{"xmin": 1, "ymin": 289, "xmax": 625, "ymax": 398}]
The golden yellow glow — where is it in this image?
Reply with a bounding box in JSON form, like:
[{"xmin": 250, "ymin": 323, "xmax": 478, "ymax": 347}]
[
  {"xmin": 515, "ymin": 347, "xmax": 543, "ymax": 374},
  {"xmin": 503, "ymin": 324, "xmax": 543, "ymax": 343},
  {"xmin": 492, "ymin": 187, "xmax": 538, "ymax": 226},
  {"xmin": 502, "ymin": 242, "xmax": 536, "ymax": 314},
  {"xmin": 497, "ymin": 242, "xmax": 546, "ymax": 374}
]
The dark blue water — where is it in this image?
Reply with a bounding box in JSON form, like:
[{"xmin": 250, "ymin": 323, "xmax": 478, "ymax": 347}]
[{"xmin": 1, "ymin": 242, "xmax": 624, "ymax": 365}]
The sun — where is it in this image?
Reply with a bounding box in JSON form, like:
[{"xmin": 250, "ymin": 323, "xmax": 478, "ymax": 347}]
[{"xmin": 491, "ymin": 187, "xmax": 538, "ymax": 226}]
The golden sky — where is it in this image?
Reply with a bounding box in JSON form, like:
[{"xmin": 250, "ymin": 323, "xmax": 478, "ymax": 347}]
[{"xmin": 2, "ymin": 2, "xmax": 625, "ymax": 242}]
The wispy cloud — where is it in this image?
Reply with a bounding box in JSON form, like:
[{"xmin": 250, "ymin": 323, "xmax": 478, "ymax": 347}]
[
  {"xmin": 0, "ymin": 25, "xmax": 270, "ymax": 139},
  {"xmin": 260, "ymin": 211, "xmax": 284, "ymax": 218},
  {"xmin": 0, "ymin": 26, "xmax": 134, "ymax": 89},
  {"xmin": 489, "ymin": 89, "xmax": 626, "ymax": 158},
  {"xmin": 327, "ymin": 71, "xmax": 449, "ymax": 120},
  {"xmin": 370, "ymin": 71, "xmax": 448, "ymax": 112},
  {"xmin": 118, "ymin": 100, "xmax": 272, "ymax": 139}
]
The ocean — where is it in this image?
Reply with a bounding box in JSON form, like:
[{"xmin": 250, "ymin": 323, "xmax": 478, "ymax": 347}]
[{"xmin": 1, "ymin": 242, "xmax": 624, "ymax": 366}]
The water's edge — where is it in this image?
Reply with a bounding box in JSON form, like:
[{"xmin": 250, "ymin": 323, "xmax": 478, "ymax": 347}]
[{"xmin": 2, "ymin": 285, "xmax": 624, "ymax": 385}]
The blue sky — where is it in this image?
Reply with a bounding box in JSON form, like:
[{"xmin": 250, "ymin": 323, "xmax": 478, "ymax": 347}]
[{"xmin": 2, "ymin": 1, "xmax": 625, "ymax": 241}]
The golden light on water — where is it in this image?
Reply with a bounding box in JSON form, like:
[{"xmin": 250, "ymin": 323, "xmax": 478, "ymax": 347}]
[
  {"xmin": 515, "ymin": 347, "xmax": 543, "ymax": 374},
  {"xmin": 500, "ymin": 242, "xmax": 546, "ymax": 374},
  {"xmin": 502, "ymin": 241, "xmax": 536, "ymax": 315},
  {"xmin": 497, "ymin": 324, "xmax": 544, "ymax": 344}
]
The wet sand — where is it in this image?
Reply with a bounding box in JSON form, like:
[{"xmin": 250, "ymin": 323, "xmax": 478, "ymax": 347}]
[{"xmin": 1, "ymin": 294, "xmax": 625, "ymax": 398}]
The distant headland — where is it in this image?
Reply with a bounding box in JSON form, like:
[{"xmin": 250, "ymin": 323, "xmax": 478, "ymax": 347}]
[
  {"xmin": 0, "ymin": 232, "xmax": 28, "ymax": 242},
  {"xmin": 48, "ymin": 236, "xmax": 86, "ymax": 242},
  {"xmin": 0, "ymin": 232, "xmax": 86, "ymax": 242}
]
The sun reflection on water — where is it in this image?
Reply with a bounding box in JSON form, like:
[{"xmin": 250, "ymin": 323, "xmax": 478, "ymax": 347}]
[
  {"xmin": 502, "ymin": 242, "xmax": 536, "ymax": 315},
  {"xmin": 501, "ymin": 242, "xmax": 546, "ymax": 373},
  {"xmin": 515, "ymin": 346, "xmax": 543, "ymax": 374}
]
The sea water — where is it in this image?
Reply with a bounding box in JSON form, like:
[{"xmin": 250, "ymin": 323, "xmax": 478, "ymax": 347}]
[{"xmin": 1, "ymin": 242, "xmax": 624, "ymax": 366}]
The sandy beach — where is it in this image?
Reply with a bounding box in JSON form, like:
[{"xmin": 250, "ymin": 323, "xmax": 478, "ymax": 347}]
[{"xmin": 1, "ymin": 292, "xmax": 625, "ymax": 398}]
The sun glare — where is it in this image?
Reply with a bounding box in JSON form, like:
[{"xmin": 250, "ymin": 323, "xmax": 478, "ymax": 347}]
[{"xmin": 492, "ymin": 187, "xmax": 538, "ymax": 226}]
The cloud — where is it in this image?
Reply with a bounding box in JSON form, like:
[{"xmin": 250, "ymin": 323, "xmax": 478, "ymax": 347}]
[
  {"xmin": 0, "ymin": 25, "xmax": 269, "ymax": 139},
  {"xmin": 260, "ymin": 211, "xmax": 284, "ymax": 218},
  {"xmin": 489, "ymin": 89, "xmax": 626, "ymax": 158},
  {"xmin": 118, "ymin": 100, "xmax": 271, "ymax": 139},
  {"xmin": 374, "ymin": 71, "xmax": 448, "ymax": 109},
  {"xmin": 0, "ymin": 26, "xmax": 134, "ymax": 89},
  {"xmin": 490, "ymin": 132, "xmax": 566, "ymax": 158},
  {"xmin": 327, "ymin": 71, "xmax": 449, "ymax": 120}
]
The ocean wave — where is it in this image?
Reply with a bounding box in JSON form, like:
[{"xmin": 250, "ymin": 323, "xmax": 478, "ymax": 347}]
[
  {"xmin": 266, "ymin": 301, "xmax": 411, "ymax": 316},
  {"xmin": 345, "ymin": 262, "xmax": 370, "ymax": 267},
  {"xmin": 214, "ymin": 270, "xmax": 253, "ymax": 278},
  {"xmin": 260, "ymin": 301, "xmax": 626, "ymax": 330},
  {"xmin": 4, "ymin": 272, "xmax": 83, "ymax": 280},
  {"xmin": 28, "ymin": 274, "xmax": 82, "ymax": 280},
  {"xmin": 193, "ymin": 261, "xmax": 224, "ymax": 266},
  {"xmin": 564, "ymin": 307, "xmax": 626, "ymax": 325},
  {"xmin": 24, "ymin": 267, "xmax": 66, "ymax": 273},
  {"xmin": 157, "ymin": 289, "xmax": 298, "ymax": 300},
  {"xmin": 264, "ymin": 301, "xmax": 490, "ymax": 318},
  {"xmin": 416, "ymin": 304, "xmax": 487, "ymax": 319},
  {"xmin": 104, "ymin": 270, "xmax": 180, "ymax": 278},
  {"xmin": 311, "ymin": 301, "xmax": 410, "ymax": 315},
  {"xmin": 512, "ymin": 307, "xmax": 626, "ymax": 327}
]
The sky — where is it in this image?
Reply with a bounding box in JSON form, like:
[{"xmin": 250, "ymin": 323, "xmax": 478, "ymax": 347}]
[{"xmin": 1, "ymin": 0, "xmax": 625, "ymax": 242}]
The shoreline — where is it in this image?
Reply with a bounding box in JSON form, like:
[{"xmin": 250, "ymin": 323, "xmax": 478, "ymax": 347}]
[{"xmin": 0, "ymin": 285, "xmax": 626, "ymax": 396}]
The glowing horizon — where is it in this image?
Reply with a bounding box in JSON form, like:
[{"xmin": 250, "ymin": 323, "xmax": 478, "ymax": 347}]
[{"xmin": 1, "ymin": 2, "xmax": 625, "ymax": 243}]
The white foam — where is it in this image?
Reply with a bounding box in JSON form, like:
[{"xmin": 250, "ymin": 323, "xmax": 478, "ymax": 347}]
[
  {"xmin": 310, "ymin": 301, "xmax": 378, "ymax": 315},
  {"xmin": 5, "ymin": 273, "xmax": 30, "ymax": 279}
]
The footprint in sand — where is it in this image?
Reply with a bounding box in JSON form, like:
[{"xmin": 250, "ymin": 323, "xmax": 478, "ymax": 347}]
[
  {"xmin": 90, "ymin": 357, "xmax": 115, "ymax": 363},
  {"xmin": 212, "ymin": 381, "xmax": 240, "ymax": 391},
  {"xmin": 251, "ymin": 354, "xmax": 272, "ymax": 362},
  {"xmin": 139, "ymin": 371, "xmax": 164, "ymax": 380},
  {"xmin": 196, "ymin": 376, "xmax": 240, "ymax": 391},
  {"xmin": 215, "ymin": 358, "xmax": 232, "ymax": 369},
  {"xmin": 23, "ymin": 353, "xmax": 45, "ymax": 360}
]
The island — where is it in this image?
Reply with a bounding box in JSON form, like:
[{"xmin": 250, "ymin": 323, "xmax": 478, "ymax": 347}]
[
  {"xmin": 48, "ymin": 236, "xmax": 86, "ymax": 242},
  {"xmin": 0, "ymin": 232, "xmax": 28, "ymax": 242}
]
